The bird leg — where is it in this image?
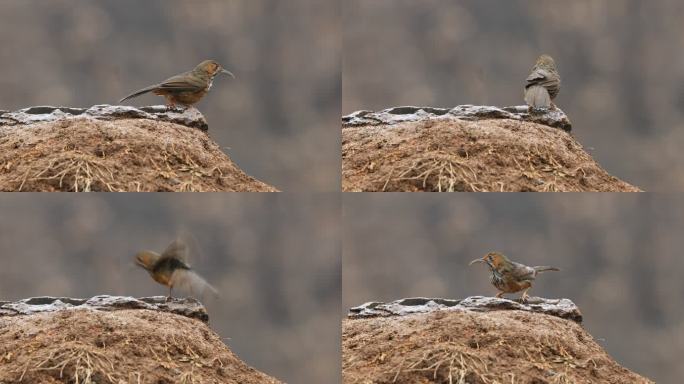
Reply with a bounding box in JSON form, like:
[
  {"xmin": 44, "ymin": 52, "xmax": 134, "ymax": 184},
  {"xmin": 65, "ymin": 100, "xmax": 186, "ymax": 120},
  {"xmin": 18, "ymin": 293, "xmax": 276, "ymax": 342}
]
[
  {"xmin": 164, "ymin": 97, "xmax": 178, "ymax": 111},
  {"xmin": 520, "ymin": 288, "xmax": 531, "ymax": 303},
  {"xmin": 167, "ymin": 286, "xmax": 173, "ymax": 302},
  {"xmin": 495, "ymin": 291, "xmax": 504, "ymax": 298}
]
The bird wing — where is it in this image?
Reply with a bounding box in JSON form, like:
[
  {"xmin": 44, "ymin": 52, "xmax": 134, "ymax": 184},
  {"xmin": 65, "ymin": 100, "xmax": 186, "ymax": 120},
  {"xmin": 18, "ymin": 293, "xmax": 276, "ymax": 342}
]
[
  {"xmin": 170, "ymin": 268, "xmax": 219, "ymax": 299},
  {"xmin": 526, "ymin": 67, "xmax": 551, "ymax": 85},
  {"xmin": 510, "ymin": 262, "xmax": 537, "ymax": 281},
  {"xmin": 155, "ymin": 72, "xmax": 206, "ymax": 92},
  {"xmin": 526, "ymin": 67, "xmax": 560, "ymax": 89},
  {"xmin": 160, "ymin": 239, "xmax": 189, "ymax": 264}
]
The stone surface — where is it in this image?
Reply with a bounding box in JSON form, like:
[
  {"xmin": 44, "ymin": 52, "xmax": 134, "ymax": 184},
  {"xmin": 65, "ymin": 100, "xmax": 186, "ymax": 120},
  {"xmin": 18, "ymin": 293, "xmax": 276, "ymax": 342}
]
[
  {"xmin": 0, "ymin": 295, "xmax": 209, "ymax": 322},
  {"xmin": 0, "ymin": 104, "xmax": 208, "ymax": 131},
  {"xmin": 343, "ymin": 104, "xmax": 572, "ymax": 132},
  {"xmin": 348, "ymin": 295, "xmax": 583, "ymax": 323}
]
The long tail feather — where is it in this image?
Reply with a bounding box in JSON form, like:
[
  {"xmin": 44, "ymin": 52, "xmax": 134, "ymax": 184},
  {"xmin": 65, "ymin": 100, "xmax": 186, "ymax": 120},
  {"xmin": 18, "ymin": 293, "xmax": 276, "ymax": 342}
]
[
  {"xmin": 524, "ymin": 85, "xmax": 551, "ymax": 108},
  {"xmin": 119, "ymin": 84, "xmax": 159, "ymax": 103},
  {"xmin": 533, "ymin": 266, "xmax": 560, "ymax": 273},
  {"xmin": 170, "ymin": 269, "xmax": 219, "ymax": 299}
]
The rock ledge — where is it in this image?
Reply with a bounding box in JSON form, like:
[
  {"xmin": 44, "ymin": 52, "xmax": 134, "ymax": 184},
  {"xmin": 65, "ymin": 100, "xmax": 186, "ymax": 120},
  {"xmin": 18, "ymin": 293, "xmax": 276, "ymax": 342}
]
[
  {"xmin": 0, "ymin": 295, "xmax": 209, "ymax": 322},
  {"xmin": 349, "ymin": 296, "xmax": 583, "ymax": 322},
  {"xmin": 0, "ymin": 104, "xmax": 208, "ymax": 131},
  {"xmin": 343, "ymin": 104, "xmax": 572, "ymax": 131}
]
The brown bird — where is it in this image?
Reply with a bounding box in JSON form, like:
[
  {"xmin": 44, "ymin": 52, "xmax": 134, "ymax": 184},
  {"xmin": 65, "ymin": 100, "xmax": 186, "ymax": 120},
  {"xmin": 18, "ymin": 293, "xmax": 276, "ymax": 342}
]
[
  {"xmin": 469, "ymin": 251, "xmax": 559, "ymax": 301},
  {"xmin": 119, "ymin": 60, "xmax": 234, "ymax": 108},
  {"xmin": 524, "ymin": 54, "xmax": 561, "ymax": 109},
  {"xmin": 135, "ymin": 239, "xmax": 218, "ymax": 299}
]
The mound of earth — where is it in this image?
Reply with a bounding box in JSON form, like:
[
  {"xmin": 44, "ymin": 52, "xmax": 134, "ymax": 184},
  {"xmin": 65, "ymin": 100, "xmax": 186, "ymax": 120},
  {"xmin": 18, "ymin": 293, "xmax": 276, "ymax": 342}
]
[
  {"xmin": 0, "ymin": 296, "xmax": 280, "ymax": 384},
  {"xmin": 343, "ymin": 296, "xmax": 653, "ymax": 384},
  {"xmin": 342, "ymin": 105, "xmax": 641, "ymax": 192},
  {"xmin": 0, "ymin": 105, "xmax": 277, "ymax": 192}
]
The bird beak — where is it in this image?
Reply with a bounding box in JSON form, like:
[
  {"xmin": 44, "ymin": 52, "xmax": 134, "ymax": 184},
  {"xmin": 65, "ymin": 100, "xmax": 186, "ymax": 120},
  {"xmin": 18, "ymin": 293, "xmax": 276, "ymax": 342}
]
[
  {"xmin": 221, "ymin": 68, "xmax": 235, "ymax": 79},
  {"xmin": 469, "ymin": 258, "xmax": 484, "ymax": 266}
]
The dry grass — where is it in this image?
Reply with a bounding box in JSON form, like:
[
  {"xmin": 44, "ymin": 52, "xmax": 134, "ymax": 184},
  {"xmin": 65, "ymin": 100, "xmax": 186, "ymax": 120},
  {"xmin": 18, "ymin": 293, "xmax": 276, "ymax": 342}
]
[
  {"xmin": 0, "ymin": 309, "xmax": 281, "ymax": 384},
  {"xmin": 342, "ymin": 118, "xmax": 641, "ymax": 192},
  {"xmin": 0, "ymin": 117, "xmax": 277, "ymax": 192},
  {"xmin": 343, "ymin": 310, "xmax": 653, "ymax": 384}
]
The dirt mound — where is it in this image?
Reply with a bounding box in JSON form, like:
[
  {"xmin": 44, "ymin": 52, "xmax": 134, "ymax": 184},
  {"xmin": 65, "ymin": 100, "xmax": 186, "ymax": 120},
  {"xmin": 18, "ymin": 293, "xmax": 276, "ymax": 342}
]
[
  {"xmin": 343, "ymin": 297, "xmax": 653, "ymax": 384},
  {"xmin": 0, "ymin": 296, "xmax": 281, "ymax": 384},
  {"xmin": 0, "ymin": 105, "xmax": 277, "ymax": 192},
  {"xmin": 342, "ymin": 106, "xmax": 640, "ymax": 192}
]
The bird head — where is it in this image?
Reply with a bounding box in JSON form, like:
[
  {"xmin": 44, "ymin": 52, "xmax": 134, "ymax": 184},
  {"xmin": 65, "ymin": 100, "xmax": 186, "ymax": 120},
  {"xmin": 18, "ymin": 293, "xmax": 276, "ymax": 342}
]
[
  {"xmin": 196, "ymin": 60, "xmax": 235, "ymax": 79},
  {"xmin": 135, "ymin": 250, "xmax": 160, "ymax": 271},
  {"xmin": 469, "ymin": 251, "xmax": 508, "ymax": 270},
  {"xmin": 536, "ymin": 54, "xmax": 556, "ymax": 68}
]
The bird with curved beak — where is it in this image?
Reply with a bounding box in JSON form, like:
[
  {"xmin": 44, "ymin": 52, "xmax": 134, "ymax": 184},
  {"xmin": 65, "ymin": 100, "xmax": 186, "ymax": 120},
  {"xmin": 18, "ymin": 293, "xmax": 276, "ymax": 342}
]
[
  {"xmin": 119, "ymin": 60, "xmax": 235, "ymax": 108},
  {"xmin": 469, "ymin": 251, "xmax": 559, "ymax": 302},
  {"xmin": 135, "ymin": 239, "xmax": 218, "ymax": 300}
]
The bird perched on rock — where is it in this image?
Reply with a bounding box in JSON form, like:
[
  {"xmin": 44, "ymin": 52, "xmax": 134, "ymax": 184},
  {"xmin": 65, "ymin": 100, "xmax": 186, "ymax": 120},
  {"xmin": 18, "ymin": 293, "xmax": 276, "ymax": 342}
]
[
  {"xmin": 469, "ymin": 251, "xmax": 559, "ymax": 301},
  {"xmin": 119, "ymin": 60, "xmax": 234, "ymax": 108},
  {"xmin": 135, "ymin": 239, "xmax": 218, "ymax": 299},
  {"xmin": 524, "ymin": 54, "xmax": 561, "ymax": 109}
]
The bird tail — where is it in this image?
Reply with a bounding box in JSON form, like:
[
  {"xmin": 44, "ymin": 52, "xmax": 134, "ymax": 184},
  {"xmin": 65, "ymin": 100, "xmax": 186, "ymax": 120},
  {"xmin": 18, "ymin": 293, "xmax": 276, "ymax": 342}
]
[
  {"xmin": 524, "ymin": 85, "xmax": 551, "ymax": 108},
  {"xmin": 533, "ymin": 266, "xmax": 560, "ymax": 273},
  {"xmin": 119, "ymin": 84, "xmax": 159, "ymax": 103},
  {"xmin": 170, "ymin": 269, "xmax": 219, "ymax": 300}
]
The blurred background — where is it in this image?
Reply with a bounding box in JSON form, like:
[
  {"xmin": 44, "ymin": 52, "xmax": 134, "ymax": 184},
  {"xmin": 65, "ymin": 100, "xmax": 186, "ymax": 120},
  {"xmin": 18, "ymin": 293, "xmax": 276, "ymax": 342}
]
[
  {"xmin": 0, "ymin": 0, "xmax": 340, "ymax": 191},
  {"xmin": 0, "ymin": 194, "xmax": 341, "ymax": 383},
  {"xmin": 343, "ymin": 194, "xmax": 684, "ymax": 383},
  {"xmin": 343, "ymin": 0, "xmax": 684, "ymax": 191}
]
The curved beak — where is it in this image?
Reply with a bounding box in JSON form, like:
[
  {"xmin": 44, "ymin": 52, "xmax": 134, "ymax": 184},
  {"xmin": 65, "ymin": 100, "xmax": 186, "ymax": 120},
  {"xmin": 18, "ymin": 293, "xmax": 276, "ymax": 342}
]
[
  {"xmin": 469, "ymin": 258, "xmax": 484, "ymax": 266},
  {"xmin": 221, "ymin": 68, "xmax": 235, "ymax": 79}
]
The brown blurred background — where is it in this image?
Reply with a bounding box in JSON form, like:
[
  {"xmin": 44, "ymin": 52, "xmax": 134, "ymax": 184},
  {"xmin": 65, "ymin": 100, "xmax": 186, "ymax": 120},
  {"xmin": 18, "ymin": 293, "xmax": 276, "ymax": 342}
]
[
  {"xmin": 0, "ymin": 0, "xmax": 340, "ymax": 192},
  {"xmin": 343, "ymin": 194, "xmax": 684, "ymax": 383},
  {"xmin": 343, "ymin": 0, "xmax": 684, "ymax": 191},
  {"xmin": 0, "ymin": 194, "xmax": 341, "ymax": 383}
]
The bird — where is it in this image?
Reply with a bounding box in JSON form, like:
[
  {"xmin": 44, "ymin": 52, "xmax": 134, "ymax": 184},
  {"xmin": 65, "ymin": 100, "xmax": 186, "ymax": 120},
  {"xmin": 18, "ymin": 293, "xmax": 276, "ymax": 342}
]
[
  {"xmin": 119, "ymin": 60, "xmax": 234, "ymax": 108},
  {"xmin": 469, "ymin": 251, "xmax": 559, "ymax": 301},
  {"xmin": 524, "ymin": 54, "xmax": 561, "ymax": 109},
  {"xmin": 135, "ymin": 239, "xmax": 218, "ymax": 300}
]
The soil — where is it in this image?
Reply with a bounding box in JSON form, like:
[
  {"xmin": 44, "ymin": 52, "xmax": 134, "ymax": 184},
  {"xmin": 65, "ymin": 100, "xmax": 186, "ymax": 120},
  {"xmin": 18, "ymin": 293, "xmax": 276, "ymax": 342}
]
[
  {"xmin": 0, "ymin": 117, "xmax": 277, "ymax": 192},
  {"xmin": 342, "ymin": 119, "xmax": 641, "ymax": 192},
  {"xmin": 342, "ymin": 309, "xmax": 653, "ymax": 384},
  {"xmin": 0, "ymin": 308, "xmax": 281, "ymax": 384}
]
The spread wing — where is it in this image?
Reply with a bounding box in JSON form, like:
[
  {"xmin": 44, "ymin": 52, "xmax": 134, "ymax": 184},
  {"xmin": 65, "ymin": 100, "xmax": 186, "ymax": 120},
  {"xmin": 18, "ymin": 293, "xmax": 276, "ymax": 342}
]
[
  {"xmin": 170, "ymin": 268, "xmax": 219, "ymax": 299},
  {"xmin": 160, "ymin": 239, "xmax": 189, "ymax": 264}
]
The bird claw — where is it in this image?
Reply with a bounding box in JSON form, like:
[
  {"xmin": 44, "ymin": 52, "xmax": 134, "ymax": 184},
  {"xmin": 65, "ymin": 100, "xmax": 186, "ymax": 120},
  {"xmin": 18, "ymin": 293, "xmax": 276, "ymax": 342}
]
[{"xmin": 169, "ymin": 106, "xmax": 183, "ymax": 113}]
